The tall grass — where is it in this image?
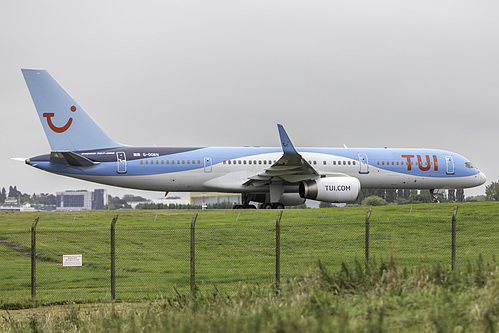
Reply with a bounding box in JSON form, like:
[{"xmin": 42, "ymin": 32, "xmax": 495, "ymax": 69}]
[{"xmin": 1, "ymin": 258, "xmax": 497, "ymax": 332}]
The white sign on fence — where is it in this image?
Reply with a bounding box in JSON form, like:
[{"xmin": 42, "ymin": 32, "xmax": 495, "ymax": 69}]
[{"xmin": 63, "ymin": 254, "xmax": 83, "ymax": 267}]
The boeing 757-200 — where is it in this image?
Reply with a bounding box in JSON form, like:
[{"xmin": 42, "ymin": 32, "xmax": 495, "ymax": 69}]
[{"xmin": 21, "ymin": 69, "xmax": 486, "ymax": 208}]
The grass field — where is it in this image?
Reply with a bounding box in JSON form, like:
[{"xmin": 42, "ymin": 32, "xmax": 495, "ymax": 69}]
[
  {"xmin": 0, "ymin": 203, "xmax": 498, "ymax": 331},
  {"xmin": 0, "ymin": 202, "xmax": 497, "ymax": 306}
]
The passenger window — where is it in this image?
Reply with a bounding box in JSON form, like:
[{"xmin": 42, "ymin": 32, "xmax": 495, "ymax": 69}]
[
  {"xmin": 145, "ymin": 160, "xmax": 149, "ymax": 164},
  {"xmin": 259, "ymin": 160, "xmax": 262, "ymax": 165},
  {"xmin": 244, "ymin": 160, "xmax": 247, "ymax": 164},
  {"xmin": 348, "ymin": 161, "xmax": 351, "ymax": 165},
  {"xmin": 323, "ymin": 161, "xmax": 326, "ymax": 165},
  {"xmin": 140, "ymin": 160, "xmax": 143, "ymax": 164}
]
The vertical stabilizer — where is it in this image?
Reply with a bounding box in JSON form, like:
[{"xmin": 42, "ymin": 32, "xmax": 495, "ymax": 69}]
[{"xmin": 22, "ymin": 69, "xmax": 124, "ymax": 151}]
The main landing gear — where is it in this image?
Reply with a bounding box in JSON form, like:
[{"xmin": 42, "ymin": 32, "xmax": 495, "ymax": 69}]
[
  {"xmin": 232, "ymin": 193, "xmax": 285, "ymax": 209},
  {"xmin": 233, "ymin": 193, "xmax": 257, "ymax": 209},
  {"xmin": 233, "ymin": 204, "xmax": 257, "ymax": 209},
  {"xmin": 261, "ymin": 202, "xmax": 285, "ymax": 209},
  {"xmin": 233, "ymin": 202, "xmax": 284, "ymax": 209}
]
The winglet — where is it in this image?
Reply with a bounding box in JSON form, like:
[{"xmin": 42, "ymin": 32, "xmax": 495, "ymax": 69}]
[{"xmin": 277, "ymin": 124, "xmax": 299, "ymax": 156}]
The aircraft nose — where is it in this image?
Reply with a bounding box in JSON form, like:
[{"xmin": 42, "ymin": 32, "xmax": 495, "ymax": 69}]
[{"xmin": 477, "ymin": 171, "xmax": 486, "ymax": 185}]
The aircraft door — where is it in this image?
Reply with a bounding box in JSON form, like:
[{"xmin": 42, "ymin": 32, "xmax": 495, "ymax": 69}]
[
  {"xmin": 445, "ymin": 156, "xmax": 455, "ymax": 175},
  {"xmin": 358, "ymin": 153, "xmax": 369, "ymax": 174},
  {"xmin": 204, "ymin": 157, "xmax": 212, "ymax": 173},
  {"xmin": 116, "ymin": 152, "xmax": 127, "ymax": 174}
]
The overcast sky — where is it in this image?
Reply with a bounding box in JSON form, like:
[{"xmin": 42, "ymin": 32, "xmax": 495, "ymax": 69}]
[{"xmin": 1, "ymin": 0, "xmax": 498, "ymax": 201}]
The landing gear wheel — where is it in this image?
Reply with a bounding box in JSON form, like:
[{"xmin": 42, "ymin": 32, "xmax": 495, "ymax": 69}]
[{"xmin": 261, "ymin": 203, "xmax": 285, "ymax": 209}]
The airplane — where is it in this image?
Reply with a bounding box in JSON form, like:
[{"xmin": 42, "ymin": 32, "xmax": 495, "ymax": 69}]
[{"xmin": 20, "ymin": 68, "xmax": 486, "ymax": 209}]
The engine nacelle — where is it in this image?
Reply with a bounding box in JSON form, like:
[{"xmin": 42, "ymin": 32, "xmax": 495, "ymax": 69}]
[
  {"xmin": 279, "ymin": 193, "xmax": 306, "ymax": 206},
  {"xmin": 299, "ymin": 177, "xmax": 361, "ymax": 203}
]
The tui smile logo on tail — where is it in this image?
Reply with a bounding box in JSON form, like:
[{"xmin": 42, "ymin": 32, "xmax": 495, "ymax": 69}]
[{"xmin": 43, "ymin": 106, "xmax": 76, "ymax": 133}]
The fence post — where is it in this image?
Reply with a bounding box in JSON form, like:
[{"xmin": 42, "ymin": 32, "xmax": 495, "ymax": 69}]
[
  {"xmin": 31, "ymin": 217, "xmax": 39, "ymax": 299},
  {"xmin": 190, "ymin": 213, "xmax": 198, "ymax": 296},
  {"xmin": 275, "ymin": 210, "xmax": 283, "ymax": 292},
  {"xmin": 111, "ymin": 215, "xmax": 118, "ymax": 300},
  {"xmin": 365, "ymin": 208, "xmax": 372, "ymax": 266},
  {"xmin": 451, "ymin": 205, "xmax": 458, "ymax": 270}
]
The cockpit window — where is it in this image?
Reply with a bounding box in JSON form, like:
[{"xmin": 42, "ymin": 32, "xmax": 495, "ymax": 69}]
[{"xmin": 465, "ymin": 162, "xmax": 474, "ymax": 169}]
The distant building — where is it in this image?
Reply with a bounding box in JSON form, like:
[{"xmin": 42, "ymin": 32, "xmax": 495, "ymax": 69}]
[
  {"xmin": 154, "ymin": 194, "xmax": 190, "ymax": 206},
  {"xmin": 0, "ymin": 197, "xmax": 36, "ymax": 212},
  {"xmin": 56, "ymin": 189, "xmax": 108, "ymax": 211},
  {"xmin": 92, "ymin": 189, "xmax": 107, "ymax": 210},
  {"xmin": 190, "ymin": 193, "xmax": 241, "ymax": 208}
]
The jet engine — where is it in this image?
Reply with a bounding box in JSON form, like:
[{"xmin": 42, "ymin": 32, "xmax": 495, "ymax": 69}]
[
  {"xmin": 299, "ymin": 177, "xmax": 361, "ymax": 203},
  {"xmin": 279, "ymin": 193, "xmax": 306, "ymax": 206}
]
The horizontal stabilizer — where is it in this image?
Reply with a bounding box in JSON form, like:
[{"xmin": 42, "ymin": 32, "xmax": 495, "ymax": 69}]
[{"xmin": 50, "ymin": 151, "xmax": 98, "ymax": 167}]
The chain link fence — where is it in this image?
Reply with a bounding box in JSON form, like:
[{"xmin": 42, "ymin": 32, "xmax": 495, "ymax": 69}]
[{"xmin": 0, "ymin": 207, "xmax": 497, "ymax": 304}]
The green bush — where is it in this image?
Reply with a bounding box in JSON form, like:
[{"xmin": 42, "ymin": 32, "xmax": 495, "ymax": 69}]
[{"xmin": 362, "ymin": 195, "xmax": 388, "ymax": 206}]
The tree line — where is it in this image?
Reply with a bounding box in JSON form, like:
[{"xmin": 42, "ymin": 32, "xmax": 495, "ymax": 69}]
[
  {"xmin": 0, "ymin": 186, "xmax": 57, "ymax": 205},
  {"xmin": 356, "ymin": 188, "xmax": 466, "ymax": 205},
  {"xmin": 2, "ymin": 183, "xmax": 497, "ymax": 209}
]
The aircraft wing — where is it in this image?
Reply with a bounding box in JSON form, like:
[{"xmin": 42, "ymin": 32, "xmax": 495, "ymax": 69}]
[{"xmin": 244, "ymin": 124, "xmax": 319, "ymax": 186}]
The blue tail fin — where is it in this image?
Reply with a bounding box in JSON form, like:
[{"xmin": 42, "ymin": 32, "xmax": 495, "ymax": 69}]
[{"xmin": 22, "ymin": 69, "xmax": 124, "ymax": 151}]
